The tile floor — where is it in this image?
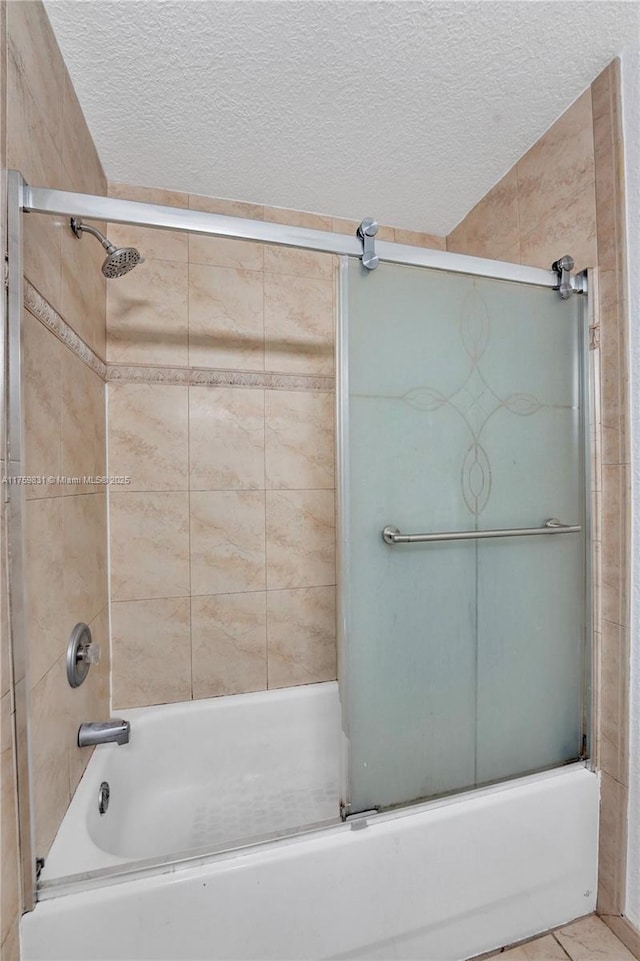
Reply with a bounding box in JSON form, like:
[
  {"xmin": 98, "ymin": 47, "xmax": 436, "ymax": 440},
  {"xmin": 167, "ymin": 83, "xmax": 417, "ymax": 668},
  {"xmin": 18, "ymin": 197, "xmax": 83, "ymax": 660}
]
[{"xmin": 482, "ymin": 915, "xmax": 637, "ymax": 960}]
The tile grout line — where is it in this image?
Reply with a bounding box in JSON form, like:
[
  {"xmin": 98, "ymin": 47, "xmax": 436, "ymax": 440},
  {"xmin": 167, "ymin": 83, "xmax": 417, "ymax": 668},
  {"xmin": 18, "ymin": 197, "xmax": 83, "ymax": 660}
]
[
  {"xmin": 550, "ymin": 932, "xmax": 575, "ymax": 961},
  {"xmin": 105, "ymin": 380, "xmax": 114, "ymax": 717},
  {"xmin": 187, "ymin": 243, "xmax": 195, "ymax": 701},
  {"xmin": 187, "ymin": 382, "xmax": 193, "ymax": 702},
  {"xmin": 263, "ymin": 259, "xmax": 270, "ymax": 692},
  {"xmin": 110, "ymin": 585, "xmax": 337, "ymax": 605},
  {"xmin": 107, "ymin": 487, "xmax": 335, "ymax": 494},
  {"xmin": 515, "ymin": 161, "xmax": 521, "ymax": 265}
]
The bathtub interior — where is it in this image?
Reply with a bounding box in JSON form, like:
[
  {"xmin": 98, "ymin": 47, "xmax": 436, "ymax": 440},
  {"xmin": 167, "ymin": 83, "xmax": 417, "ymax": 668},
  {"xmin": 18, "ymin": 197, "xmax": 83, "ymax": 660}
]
[{"xmin": 41, "ymin": 681, "xmax": 342, "ymax": 883}]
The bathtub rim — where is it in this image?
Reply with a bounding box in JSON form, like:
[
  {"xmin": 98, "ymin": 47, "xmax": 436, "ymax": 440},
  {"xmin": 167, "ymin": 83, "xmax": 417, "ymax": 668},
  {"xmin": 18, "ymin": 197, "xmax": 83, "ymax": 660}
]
[{"xmin": 37, "ymin": 759, "xmax": 592, "ymax": 902}]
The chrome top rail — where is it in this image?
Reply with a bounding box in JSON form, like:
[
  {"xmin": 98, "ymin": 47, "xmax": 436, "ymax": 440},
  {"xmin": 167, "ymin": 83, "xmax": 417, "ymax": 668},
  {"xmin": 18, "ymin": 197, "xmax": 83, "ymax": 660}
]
[
  {"xmin": 382, "ymin": 518, "xmax": 581, "ymax": 545},
  {"xmin": 18, "ymin": 179, "xmax": 558, "ymax": 288}
]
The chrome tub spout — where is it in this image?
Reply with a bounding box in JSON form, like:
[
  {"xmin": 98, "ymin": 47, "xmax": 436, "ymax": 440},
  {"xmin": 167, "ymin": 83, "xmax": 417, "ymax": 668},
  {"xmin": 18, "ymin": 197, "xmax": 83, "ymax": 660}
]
[{"xmin": 78, "ymin": 719, "xmax": 131, "ymax": 747}]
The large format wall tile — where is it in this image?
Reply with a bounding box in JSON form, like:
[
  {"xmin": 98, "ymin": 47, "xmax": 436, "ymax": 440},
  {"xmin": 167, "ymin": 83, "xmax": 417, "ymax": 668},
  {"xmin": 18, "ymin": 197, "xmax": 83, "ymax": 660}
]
[
  {"xmin": 23, "ymin": 309, "xmax": 63, "ymax": 493},
  {"xmin": 109, "ymin": 184, "xmax": 189, "ymax": 264},
  {"xmin": 1, "ymin": 922, "xmax": 19, "ymax": 961},
  {"xmin": 188, "ymin": 192, "xmax": 264, "ymax": 220},
  {"xmin": 62, "ymin": 346, "xmax": 106, "ymax": 492},
  {"xmin": 265, "ymin": 390, "xmax": 334, "ymax": 490},
  {"xmin": 188, "ymin": 263, "xmax": 264, "ymax": 370},
  {"xmin": 1, "ymin": 694, "xmax": 20, "ymax": 949},
  {"xmin": 62, "ymin": 493, "xmax": 107, "ymax": 624},
  {"xmin": 447, "ymin": 167, "xmax": 519, "ymax": 260},
  {"xmin": 599, "ymin": 618, "xmax": 625, "ymax": 784},
  {"xmin": 189, "ymin": 386, "xmax": 265, "ymax": 490},
  {"xmin": 598, "ymin": 771, "xmax": 626, "ymax": 914},
  {"xmin": 264, "ymin": 273, "xmax": 334, "ymax": 374},
  {"xmin": 60, "ymin": 216, "xmax": 107, "ymax": 358},
  {"xmin": 517, "ymin": 89, "xmax": 595, "ymax": 232},
  {"xmin": 265, "ymin": 489, "xmax": 335, "ymax": 590},
  {"xmin": 263, "ymin": 206, "xmax": 332, "ymax": 231},
  {"xmin": 601, "ymin": 465, "xmax": 624, "ymax": 626},
  {"xmin": 60, "ymin": 73, "xmax": 105, "ymax": 196},
  {"xmin": 189, "ymin": 235, "xmax": 264, "ymax": 272},
  {"xmin": 267, "ymin": 586, "xmax": 337, "ymax": 688},
  {"xmin": 108, "ymin": 383, "xmax": 189, "ymax": 491},
  {"xmin": 107, "ymin": 258, "xmax": 188, "ymax": 366},
  {"xmin": 30, "ymin": 656, "xmax": 71, "ymax": 855},
  {"xmin": 111, "ymin": 597, "xmax": 192, "ymax": 708},
  {"xmin": 263, "ymin": 245, "xmax": 334, "ymax": 280},
  {"xmin": 7, "ymin": 53, "xmax": 64, "ymax": 310},
  {"xmin": 6, "ymin": 1, "xmax": 65, "ymax": 153},
  {"xmin": 519, "ymin": 181, "xmax": 597, "ymax": 273},
  {"xmin": 59, "ymin": 69, "xmax": 109, "ymax": 357},
  {"xmin": 111, "ymin": 218, "xmax": 188, "ymax": 265},
  {"xmin": 24, "ymin": 497, "xmax": 64, "ymax": 687},
  {"xmin": 110, "ymin": 491, "xmax": 190, "ymax": 600},
  {"xmin": 393, "ymin": 228, "xmax": 446, "ymax": 250},
  {"xmin": 600, "ymin": 303, "xmax": 622, "ymax": 434},
  {"xmin": 111, "ymin": 182, "xmax": 190, "ymax": 207},
  {"xmin": 191, "ymin": 592, "xmax": 267, "ymax": 697},
  {"xmin": 190, "ymin": 490, "xmax": 266, "ymax": 595}
]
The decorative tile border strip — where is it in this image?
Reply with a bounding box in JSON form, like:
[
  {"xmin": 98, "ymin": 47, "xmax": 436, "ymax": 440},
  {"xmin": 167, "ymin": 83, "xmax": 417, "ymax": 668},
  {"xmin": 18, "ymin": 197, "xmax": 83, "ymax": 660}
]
[
  {"xmin": 107, "ymin": 365, "xmax": 335, "ymax": 392},
  {"xmin": 24, "ymin": 280, "xmax": 107, "ymax": 379},
  {"xmin": 107, "ymin": 365, "xmax": 190, "ymax": 385},
  {"xmin": 23, "ymin": 281, "xmax": 334, "ymax": 392}
]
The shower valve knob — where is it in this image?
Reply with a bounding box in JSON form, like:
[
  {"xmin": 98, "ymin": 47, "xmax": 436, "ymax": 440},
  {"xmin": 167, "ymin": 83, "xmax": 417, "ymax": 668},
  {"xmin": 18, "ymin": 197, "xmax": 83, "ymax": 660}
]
[{"xmin": 78, "ymin": 643, "xmax": 101, "ymax": 665}]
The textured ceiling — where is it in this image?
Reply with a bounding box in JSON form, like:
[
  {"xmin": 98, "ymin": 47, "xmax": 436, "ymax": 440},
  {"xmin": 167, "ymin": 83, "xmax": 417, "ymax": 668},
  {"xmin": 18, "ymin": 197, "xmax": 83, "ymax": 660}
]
[{"xmin": 44, "ymin": 0, "xmax": 639, "ymax": 234}]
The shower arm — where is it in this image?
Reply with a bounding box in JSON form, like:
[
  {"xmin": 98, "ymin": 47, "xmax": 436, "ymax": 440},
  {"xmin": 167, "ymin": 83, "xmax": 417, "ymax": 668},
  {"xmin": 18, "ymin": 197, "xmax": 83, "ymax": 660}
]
[{"xmin": 70, "ymin": 217, "xmax": 115, "ymax": 252}]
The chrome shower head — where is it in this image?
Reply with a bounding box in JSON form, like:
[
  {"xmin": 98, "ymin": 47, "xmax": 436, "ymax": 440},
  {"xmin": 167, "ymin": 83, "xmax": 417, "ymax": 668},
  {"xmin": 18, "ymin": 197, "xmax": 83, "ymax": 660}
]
[
  {"xmin": 101, "ymin": 247, "xmax": 145, "ymax": 279},
  {"xmin": 70, "ymin": 218, "xmax": 145, "ymax": 279}
]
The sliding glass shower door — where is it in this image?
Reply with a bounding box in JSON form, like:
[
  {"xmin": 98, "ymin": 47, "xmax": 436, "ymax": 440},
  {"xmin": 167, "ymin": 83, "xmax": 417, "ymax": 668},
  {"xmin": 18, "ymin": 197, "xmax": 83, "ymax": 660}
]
[{"xmin": 339, "ymin": 258, "xmax": 588, "ymax": 815}]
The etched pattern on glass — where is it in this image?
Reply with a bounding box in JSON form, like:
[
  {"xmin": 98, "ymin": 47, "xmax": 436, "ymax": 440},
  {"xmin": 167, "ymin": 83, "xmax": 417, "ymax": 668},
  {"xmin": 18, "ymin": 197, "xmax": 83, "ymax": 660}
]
[{"xmin": 402, "ymin": 287, "xmax": 559, "ymax": 516}]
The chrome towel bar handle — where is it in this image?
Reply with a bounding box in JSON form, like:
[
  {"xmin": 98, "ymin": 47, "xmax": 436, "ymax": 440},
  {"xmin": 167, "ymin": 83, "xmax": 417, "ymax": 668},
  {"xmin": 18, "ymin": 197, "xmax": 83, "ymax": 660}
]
[{"xmin": 382, "ymin": 518, "xmax": 581, "ymax": 545}]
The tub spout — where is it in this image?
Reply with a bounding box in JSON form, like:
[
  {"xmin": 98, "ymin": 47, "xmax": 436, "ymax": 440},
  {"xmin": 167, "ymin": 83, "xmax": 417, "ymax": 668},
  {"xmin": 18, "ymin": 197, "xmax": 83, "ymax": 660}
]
[{"xmin": 78, "ymin": 719, "xmax": 130, "ymax": 747}]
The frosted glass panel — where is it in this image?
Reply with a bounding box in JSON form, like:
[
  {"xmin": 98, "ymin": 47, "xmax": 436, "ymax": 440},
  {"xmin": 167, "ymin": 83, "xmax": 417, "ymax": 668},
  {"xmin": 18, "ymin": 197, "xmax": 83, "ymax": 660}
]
[{"xmin": 341, "ymin": 258, "xmax": 587, "ymax": 814}]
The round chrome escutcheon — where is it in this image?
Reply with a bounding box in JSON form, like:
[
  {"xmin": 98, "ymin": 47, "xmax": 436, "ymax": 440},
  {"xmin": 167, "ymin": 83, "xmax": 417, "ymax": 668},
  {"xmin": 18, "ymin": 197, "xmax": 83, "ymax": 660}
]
[{"xmin": 66, "ymin": 623, "xmax": 92, "ymax": 688}]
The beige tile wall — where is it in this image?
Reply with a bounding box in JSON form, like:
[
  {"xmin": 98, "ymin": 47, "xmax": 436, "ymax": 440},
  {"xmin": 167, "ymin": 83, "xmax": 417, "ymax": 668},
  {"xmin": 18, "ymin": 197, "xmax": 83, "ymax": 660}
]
[
  {"xmin": 447, "ymin": 61, "xmax": 631, "ymax": 929},
  {"xmin": 106, "ymin": 184, "xmax": 445, "ymax": 709},
  {"xmin": 448, "ymin": 88, "xmax": 597, "ymax": 270},
  {"xmin": 3, "ymin": 0, "xmax": 110, "ymax": 911},
  {"xmin": 0, "ymin": 0, "xmax": 21, "ymax": 953}
]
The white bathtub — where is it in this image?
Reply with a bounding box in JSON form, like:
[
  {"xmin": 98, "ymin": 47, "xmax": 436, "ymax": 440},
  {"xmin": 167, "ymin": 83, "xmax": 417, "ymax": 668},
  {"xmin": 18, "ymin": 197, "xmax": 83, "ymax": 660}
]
[
  {"xmin": 23, "ymin": 682, "xmax": 599, "ymax": 961},
  {"xmin": 41, "ymin": 682, "xmax": 342, "ymax": 878}
]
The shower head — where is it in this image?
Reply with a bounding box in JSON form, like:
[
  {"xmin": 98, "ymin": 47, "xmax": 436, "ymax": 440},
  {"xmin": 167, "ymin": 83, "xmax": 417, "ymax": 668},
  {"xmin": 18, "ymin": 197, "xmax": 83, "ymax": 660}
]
[
  {"xmin": 101, "ymin": 246, "xmax": 145, "ymax": 279},
  {"xmin": 70, "ymin": 218, "xmax": 145, "ymax": 279}
]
